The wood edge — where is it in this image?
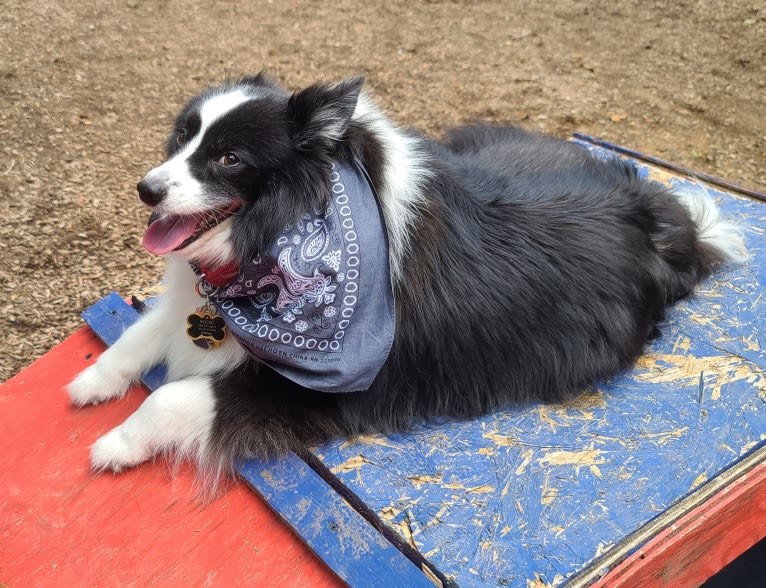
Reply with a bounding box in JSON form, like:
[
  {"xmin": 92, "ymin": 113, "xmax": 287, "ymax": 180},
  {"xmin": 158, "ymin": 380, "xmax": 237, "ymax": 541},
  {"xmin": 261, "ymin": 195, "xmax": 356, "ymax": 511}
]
[
  {"xmin": 571, "ymin": 133, "xmax": 766, "ymax": 203},
  {"xmin": 299, "ymin": 450, "xmax": 453, "ymax": 587},
  {"xmin": 568, "ymin": 443, "xmax": 766, "ymax": 587},
  {"xmin": 591, "ymin": 462, "xmax": 766, "ymax": 587},
  {"xmin": 237, "ymin": 456, "xmax": 438, "ymax": 588}
]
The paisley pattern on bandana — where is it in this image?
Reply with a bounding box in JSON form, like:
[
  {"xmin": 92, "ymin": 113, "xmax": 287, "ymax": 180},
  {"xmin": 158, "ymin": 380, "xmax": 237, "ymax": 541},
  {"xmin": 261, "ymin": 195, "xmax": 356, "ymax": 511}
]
[{"xmin": 197, "ymin": 161, "xmax": 395, "ymax": 393}]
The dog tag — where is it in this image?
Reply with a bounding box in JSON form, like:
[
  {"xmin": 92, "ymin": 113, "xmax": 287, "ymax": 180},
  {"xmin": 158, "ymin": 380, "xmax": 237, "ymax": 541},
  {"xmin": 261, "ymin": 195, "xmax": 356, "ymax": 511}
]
[{"xmin": 186, "ymin": 305, "xmax": 227, "ymax": 349}]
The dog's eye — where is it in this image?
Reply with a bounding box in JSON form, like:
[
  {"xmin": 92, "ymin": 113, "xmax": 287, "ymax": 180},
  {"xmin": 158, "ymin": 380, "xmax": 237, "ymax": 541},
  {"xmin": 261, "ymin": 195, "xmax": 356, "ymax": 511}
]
[
  {"xmin": 176, "ymin": 129, "xmax": 186, "ymax": 145},
  {"xmin": 217, "ymin": 153, "xmax": 240, "ymax": 167}
]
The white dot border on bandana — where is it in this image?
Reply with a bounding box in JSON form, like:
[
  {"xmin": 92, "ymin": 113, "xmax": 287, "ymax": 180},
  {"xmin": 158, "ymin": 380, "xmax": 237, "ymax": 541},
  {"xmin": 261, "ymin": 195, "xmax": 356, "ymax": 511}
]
[
  {"xmin": 332, "ymin": 162, "xmax": 360, "ymax": 348},
  {"xmin": 215, "ymin": 163, "xmax": 364, "ymax": 355}
]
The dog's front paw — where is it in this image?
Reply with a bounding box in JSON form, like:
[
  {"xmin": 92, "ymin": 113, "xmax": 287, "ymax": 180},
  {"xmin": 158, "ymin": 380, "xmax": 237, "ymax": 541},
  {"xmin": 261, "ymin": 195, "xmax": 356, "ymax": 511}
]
[
  {"xmin": 90, "ymin": 427, "xmax": 151, "ymax": 472},
  {"xmin": 68, "ymin": 363, "xmax": 130, "ymax": 406}
]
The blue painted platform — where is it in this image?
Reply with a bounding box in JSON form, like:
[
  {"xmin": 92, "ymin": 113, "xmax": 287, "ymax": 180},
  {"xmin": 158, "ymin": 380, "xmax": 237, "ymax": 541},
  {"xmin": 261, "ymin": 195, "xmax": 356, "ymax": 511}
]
[
  {"xmin": 82, "ymin": 139, "xmax": 766, "ymax": 587},
  {"xmin": 307, "ymin": 142, "xmax": 766, "ymax": 587}
]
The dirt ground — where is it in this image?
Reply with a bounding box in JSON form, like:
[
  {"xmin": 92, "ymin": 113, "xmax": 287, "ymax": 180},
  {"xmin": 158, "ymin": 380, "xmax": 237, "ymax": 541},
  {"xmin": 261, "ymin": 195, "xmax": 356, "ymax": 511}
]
[{"xmin": 1, "ymin": 0, "xmax": 764, "ymax": 382}]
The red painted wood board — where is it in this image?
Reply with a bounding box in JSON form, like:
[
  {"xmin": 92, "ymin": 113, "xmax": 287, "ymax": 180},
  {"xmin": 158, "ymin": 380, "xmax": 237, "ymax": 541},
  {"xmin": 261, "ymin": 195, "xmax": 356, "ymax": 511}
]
[
  {"xmin": 591, "ymin": 459, "xmax": 766, "ymax": 587},
  {"xmin": 0, "ymin": 327, "xmax": 343, "ymax": 588}
]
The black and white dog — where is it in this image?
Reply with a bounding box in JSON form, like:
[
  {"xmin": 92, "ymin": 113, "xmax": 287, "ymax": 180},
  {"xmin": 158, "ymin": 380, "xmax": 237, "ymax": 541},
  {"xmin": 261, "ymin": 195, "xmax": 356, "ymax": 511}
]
[{"xmin": 68, "ymin": 73, "xmax": 745, "ymax": 478}]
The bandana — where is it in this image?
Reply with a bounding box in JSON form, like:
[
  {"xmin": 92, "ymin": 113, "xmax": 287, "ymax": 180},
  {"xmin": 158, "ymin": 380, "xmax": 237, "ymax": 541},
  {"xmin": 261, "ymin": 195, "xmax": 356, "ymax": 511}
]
[{"xmin": 197, "ymin": 161, "xmax": 395, "ymax": 393}]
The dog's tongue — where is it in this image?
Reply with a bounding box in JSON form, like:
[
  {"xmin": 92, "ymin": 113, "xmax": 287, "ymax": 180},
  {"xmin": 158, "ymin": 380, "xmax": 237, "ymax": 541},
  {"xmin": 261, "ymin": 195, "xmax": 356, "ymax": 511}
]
[{"xmin": 143, "ymin": 215, "xmax": 198, "ymax": 255}]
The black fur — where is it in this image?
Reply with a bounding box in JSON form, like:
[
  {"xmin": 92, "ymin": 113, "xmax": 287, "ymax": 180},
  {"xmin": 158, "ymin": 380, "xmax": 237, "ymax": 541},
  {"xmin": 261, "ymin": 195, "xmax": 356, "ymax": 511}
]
[{"xmin": 164, "ymin": 77, "xmax": 731, "ymax": 464}]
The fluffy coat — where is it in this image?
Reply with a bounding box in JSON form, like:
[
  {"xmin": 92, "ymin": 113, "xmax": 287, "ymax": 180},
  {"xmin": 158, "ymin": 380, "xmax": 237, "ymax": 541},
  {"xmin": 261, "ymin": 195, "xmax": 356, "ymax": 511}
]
[{"xmin": 68, "ymin": 74, "xmax": 745, "ymax": 477}]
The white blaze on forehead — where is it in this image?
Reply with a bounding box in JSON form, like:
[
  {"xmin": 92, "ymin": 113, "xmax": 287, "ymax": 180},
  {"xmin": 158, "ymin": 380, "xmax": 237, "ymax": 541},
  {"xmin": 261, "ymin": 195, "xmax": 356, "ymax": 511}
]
[
  {"xmin": 181, "ymin": 89, "xmax": 254, "ymax": 158},
  {"xmin": 144, "ymin": 88, "xmax": 254, "ymax": 215}
]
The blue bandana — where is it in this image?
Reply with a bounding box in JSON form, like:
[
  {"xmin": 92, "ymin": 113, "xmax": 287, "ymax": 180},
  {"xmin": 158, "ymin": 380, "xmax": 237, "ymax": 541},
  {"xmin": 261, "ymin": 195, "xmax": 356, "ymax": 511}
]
[{"xmin": 198, "ymin": 161, "xmax": 395, "ymax": 393}]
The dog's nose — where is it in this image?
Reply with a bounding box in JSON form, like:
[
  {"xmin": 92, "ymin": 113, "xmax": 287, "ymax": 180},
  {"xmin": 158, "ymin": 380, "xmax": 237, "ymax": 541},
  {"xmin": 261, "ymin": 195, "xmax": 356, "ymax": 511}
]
[{"xmin": 137, "ymin": 178, "xmax": 167, "ymax": 206}]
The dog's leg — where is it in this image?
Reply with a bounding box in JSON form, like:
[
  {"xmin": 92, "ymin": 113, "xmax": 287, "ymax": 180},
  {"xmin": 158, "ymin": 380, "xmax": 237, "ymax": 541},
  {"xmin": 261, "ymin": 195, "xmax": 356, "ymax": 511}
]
[
  {"xmin": 67, "ymin": 308, "xmax": 169, "ymax": 406},
  {"xmin": 90, "ymin": 376, "xmax": 215, "ymax": 472}
]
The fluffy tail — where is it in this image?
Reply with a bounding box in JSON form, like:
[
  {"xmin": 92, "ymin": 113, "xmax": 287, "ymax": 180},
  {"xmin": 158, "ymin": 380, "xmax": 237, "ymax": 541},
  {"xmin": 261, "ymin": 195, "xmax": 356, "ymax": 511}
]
[{"xmin": 677, "ymin": 189, "xmax": 748, "ymax": 266}]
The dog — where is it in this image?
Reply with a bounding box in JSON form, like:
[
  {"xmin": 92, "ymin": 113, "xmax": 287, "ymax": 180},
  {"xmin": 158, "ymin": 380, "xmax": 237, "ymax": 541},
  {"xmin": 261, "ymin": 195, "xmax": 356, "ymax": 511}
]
[{"xmin": 68, "ymin": 73, "xmax": 745, "ymax": 480}]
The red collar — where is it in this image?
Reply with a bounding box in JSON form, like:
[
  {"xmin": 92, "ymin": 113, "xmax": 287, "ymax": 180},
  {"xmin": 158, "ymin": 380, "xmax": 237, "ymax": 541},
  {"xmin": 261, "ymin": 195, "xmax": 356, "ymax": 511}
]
[{"xmin": 198, "ymin": 261, "xmax": 239, "ymax": 287}]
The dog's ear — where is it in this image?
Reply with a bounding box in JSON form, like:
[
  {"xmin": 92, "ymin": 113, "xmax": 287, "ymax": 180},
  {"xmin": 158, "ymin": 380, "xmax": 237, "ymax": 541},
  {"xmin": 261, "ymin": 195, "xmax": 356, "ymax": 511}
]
[
  {"xmin": 239, "ymin": 71, "xmax": 284, "ymax": 91},
  {"xmin": 287, "ymin": 77, "xmax": 364, "ymax": 150}
]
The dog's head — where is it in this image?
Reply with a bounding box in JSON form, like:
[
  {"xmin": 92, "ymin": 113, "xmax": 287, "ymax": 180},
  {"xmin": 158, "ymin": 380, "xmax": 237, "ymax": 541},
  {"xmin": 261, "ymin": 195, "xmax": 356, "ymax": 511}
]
[{"xmin": 137, "ymin": 73, "xmax": 364, "ymax": 269}]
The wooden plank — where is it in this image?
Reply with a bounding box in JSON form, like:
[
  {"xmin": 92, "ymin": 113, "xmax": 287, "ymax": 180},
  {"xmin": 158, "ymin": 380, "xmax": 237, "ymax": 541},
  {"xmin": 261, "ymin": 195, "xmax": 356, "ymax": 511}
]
[
  {"xmin": 239, "ymin": 457, "xmax": 439, "ymax": 588},
  {"xmin": 589, "ymin": 447, "xmax": 766, "ymax": 587},
  {"xmin": 0, "ymin": 327, "xmax": 342, "ymax": 587},
  {"xmin": 82, "ymin": 295, "xmax": 436, "ymax": 588},
  {"xmin": 573, "ymin": 132, "xmax": 766, "ymax": 203}
]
